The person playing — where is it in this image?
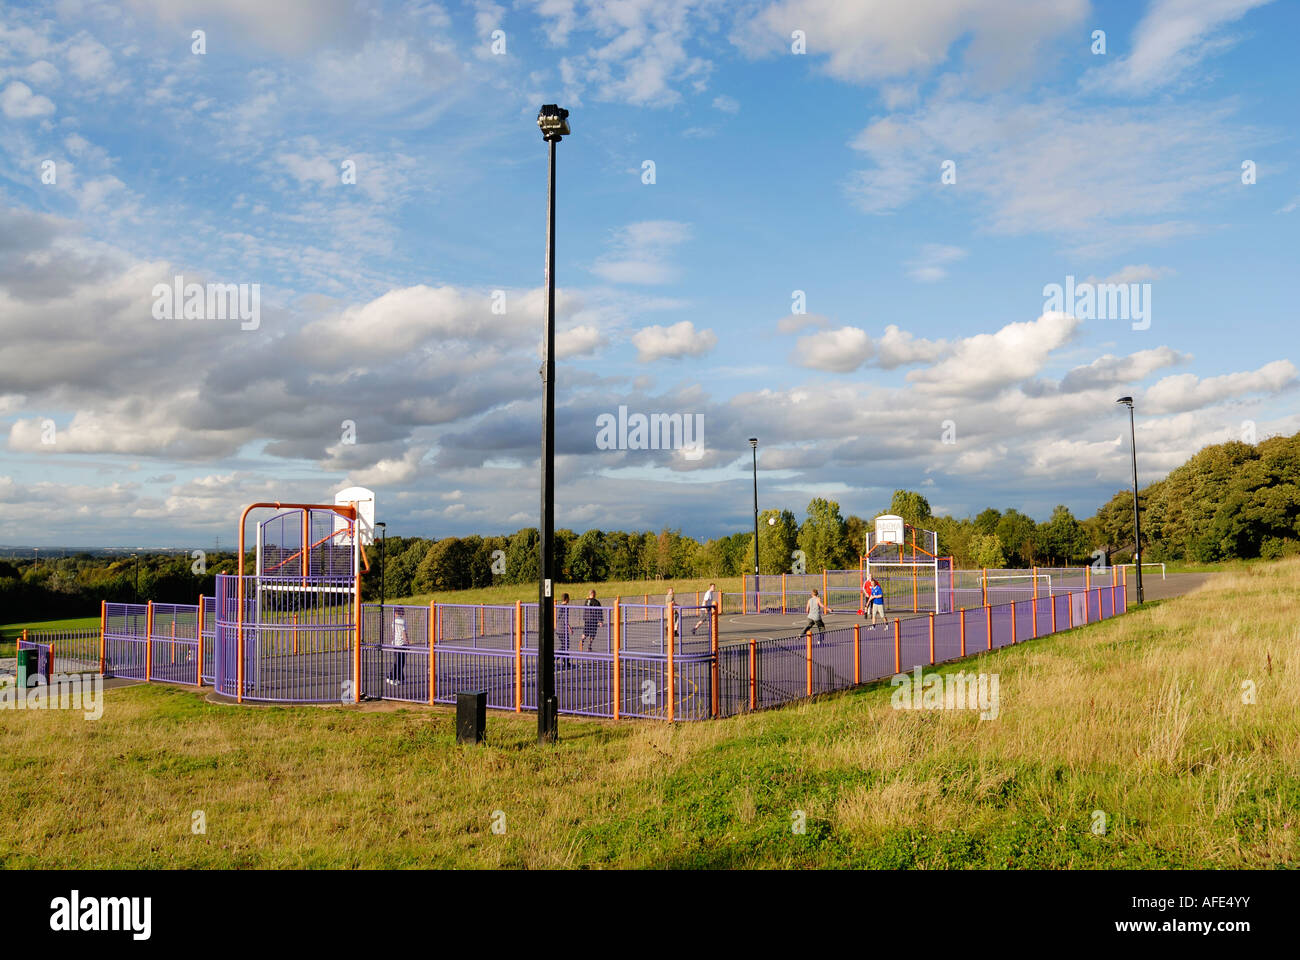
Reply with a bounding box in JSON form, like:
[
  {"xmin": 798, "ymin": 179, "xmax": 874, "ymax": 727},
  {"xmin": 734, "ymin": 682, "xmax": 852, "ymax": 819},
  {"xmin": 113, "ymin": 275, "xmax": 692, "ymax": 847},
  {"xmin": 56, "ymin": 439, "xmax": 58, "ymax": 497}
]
[
  {"xmin": 692, "ymin": 582, "xmax": 717, "ymax": 635},
  {"xmin": 385, "ymin": 606, "xmax": 408, "ymax": 686},
  {"xmin": 663, "ymin": 586, "xmax": 683, "ymax": 638},
  {"xmin": 557, "ymin": 593, "xmax": 572, "ymax": 667},
  {"xmin": 803, "ymin": 589, "xmax": 830, "ymax": 645},
  {"xmin": 860, "ymin": 576, "xmax": 874, "ymax": 617},
  {"xmin": 868, "ymin": 578, "xmax": 886, "ymax": 627},
  {"xmin": 581, "ymin": 589, "xmax": 604, "ymax": 653}
]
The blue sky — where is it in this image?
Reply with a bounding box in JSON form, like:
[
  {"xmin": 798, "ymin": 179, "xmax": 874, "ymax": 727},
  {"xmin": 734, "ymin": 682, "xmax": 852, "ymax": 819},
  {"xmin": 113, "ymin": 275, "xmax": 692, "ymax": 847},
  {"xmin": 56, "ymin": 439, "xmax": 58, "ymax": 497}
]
[{"xmin": 0, "ymin": 0, "xmax": 1297, "ymax": 548}]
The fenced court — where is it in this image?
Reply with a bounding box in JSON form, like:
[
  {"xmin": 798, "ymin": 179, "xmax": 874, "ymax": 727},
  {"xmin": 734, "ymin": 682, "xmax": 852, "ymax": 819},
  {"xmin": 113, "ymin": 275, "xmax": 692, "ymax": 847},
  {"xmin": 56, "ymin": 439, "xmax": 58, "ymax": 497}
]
[{"xmin": 19, "ymin": 576, "xmax": 1129, "ymax": 722}]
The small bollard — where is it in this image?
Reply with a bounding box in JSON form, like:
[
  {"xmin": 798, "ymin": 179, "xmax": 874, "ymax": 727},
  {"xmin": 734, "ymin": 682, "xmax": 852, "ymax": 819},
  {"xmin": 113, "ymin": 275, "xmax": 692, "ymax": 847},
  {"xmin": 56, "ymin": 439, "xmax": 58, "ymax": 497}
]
[
  {"xmin": 456, "ymin": 690, "xmax": 487, "ymax": 744},
  {"xmin": 15, "ymin": 649, "xmax": 37, "ymax": 689}
]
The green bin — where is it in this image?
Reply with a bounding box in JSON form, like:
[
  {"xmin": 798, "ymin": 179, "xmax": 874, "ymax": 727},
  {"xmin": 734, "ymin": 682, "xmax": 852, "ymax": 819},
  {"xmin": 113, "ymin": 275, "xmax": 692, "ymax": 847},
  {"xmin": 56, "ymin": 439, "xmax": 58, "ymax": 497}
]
[{"xmin": 15, "ymin": 648, "xmax": 37, "ymax": 688}]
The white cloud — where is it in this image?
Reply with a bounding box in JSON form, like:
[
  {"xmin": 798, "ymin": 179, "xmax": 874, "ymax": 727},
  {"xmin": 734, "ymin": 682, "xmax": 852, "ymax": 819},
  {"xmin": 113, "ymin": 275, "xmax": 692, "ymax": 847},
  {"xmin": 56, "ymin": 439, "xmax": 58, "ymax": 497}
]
[
  {"xmin": 591, "ymin": 220, "xmax": 691, "ymax": 285},
  {"xmin": 909, "ymin": 312, "xmax": 1080, "ymax": 395},
  {"xmin": 1058, "ymin": 347, "xmax": 1190, "ymax": 393},
  {"xmin": 733, "ymin": 0, "xmax": 1088, "ymax": 86},
  {"xmin": 796, "ymin": 326, "xmax": 872, "ymax": 372},
  {"xmin": 1143, "ymin": 359, "xmax": 1297, "ymax": 414},
  {"xmin": 632, "ymin": 320, "xmax": 717, "ymax": 362},
  {"xmin": 0, "ymin": 81, "xmax": 54, "ymax": 118},
  {"xmin": 712, "ymin": 94, "xmax": 739, "ymax": 113},
  {"xmin": 906, "ymin": 243, "xmax": 966, "ymax": 283},
  {"xmin": 1086, "ymin": 0, "xmax": 1275, "ymax": 95}
]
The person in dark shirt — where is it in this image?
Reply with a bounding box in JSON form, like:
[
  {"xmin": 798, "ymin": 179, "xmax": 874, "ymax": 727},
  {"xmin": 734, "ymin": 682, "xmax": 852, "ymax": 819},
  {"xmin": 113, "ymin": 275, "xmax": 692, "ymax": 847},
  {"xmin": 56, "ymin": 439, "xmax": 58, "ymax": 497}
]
[{"xmin": 581, "ymin": 589, "xmax": 604, "ymax": 652}]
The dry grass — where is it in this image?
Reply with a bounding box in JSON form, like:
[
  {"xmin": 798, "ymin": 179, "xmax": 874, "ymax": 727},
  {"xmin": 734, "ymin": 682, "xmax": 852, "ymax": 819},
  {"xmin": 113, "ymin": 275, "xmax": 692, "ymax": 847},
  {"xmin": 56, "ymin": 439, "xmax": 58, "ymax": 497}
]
[{"xmin": 1, "ymin": 559, "xmax": 1297, "ymax": 868}]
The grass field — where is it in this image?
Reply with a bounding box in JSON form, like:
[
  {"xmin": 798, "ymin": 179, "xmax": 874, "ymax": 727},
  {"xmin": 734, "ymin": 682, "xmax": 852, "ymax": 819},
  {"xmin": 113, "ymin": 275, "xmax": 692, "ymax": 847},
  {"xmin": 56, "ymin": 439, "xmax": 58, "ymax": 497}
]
[
  {"xmin": 1, "ymin": 560, "xmax": 1295, "ymax": 868},
  {"xmin": 0, "ymin": 616, "xmax": 100, "ymax": 658}
]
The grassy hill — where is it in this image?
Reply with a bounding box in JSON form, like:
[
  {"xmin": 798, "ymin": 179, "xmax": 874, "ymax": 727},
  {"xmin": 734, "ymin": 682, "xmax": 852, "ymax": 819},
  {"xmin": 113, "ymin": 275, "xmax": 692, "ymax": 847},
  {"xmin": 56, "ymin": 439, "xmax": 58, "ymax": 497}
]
[{"xmin": 1, "ymin": 560, "xmax": 1295, "ymax": 868}]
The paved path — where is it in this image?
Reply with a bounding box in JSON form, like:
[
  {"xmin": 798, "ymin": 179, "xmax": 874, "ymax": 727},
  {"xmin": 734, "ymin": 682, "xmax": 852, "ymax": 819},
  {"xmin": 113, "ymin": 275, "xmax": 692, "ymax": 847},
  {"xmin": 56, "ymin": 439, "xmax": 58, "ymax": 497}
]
[{"xmin": 1126, "ymin": 571, "xmax": 1214, "ymax": 603}]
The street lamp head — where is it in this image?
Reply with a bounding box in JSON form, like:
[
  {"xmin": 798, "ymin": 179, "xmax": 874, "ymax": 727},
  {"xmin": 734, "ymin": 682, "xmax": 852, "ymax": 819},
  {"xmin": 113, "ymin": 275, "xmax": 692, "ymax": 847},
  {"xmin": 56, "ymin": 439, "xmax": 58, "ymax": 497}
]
[
  {"xmin": 1116, "ymin": 396, "xmax": 1133, "ymax": 407},
  {"xmin": 537, "ymin": 104, "xmax": 570, "ymax": 142},
  {"xmin": 748, "ymin": 437, "xmax": 758, "ymax": 447}
]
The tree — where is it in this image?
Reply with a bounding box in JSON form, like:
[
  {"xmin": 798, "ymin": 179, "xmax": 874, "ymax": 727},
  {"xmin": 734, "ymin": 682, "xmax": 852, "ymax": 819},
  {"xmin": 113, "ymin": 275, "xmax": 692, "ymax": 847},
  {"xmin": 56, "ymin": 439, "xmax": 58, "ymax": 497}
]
[
  {"xmin": 971, "ymin": 533, "xmax": 1006, "ymax": 569},
  {"xmin": 1039, "ymin": 505, "xmax": 1087, "ymax": 565},
  {"xmin": 973, "ymin": 508, "xmax": 1002, "ymax": 536},
  {"xmin": 568, "ymin": 529, "xmax": 608, "ymax": 583},
  {"xmin": 887, "ymin": 490, "xmax": 932, "ymax": 528},
  {"xmin": 995, "ymin": 509, "xmax": 1038, "ymax": 567},
  {"xmin": 504, "ymin": 528, "xmax": 540, "ymax": 584},
  {"xmin": 744, "ymin": 508, "xmax": 798, "ymax": 576},
  {"xmin": 798, "ymin": 497, "xmax": 851, "ymax": 572}
]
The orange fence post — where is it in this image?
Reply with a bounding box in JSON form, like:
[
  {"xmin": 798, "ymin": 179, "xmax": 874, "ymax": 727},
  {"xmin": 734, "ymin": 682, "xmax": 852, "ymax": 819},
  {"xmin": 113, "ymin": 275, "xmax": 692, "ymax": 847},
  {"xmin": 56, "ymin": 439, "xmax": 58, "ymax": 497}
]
[
  {"xmin": 742, "ymin": 574, "xmax": 747, "ymax": 615},
  {"xmin": 613, "ymin": 597, "xmax": 622, "ymax": 720},
  {"xmin": 1067, "ymin": 592, "xmax": 1074, "ymax": 629},
  {"xmin": 749, "ymin": 639, "xmax": 757, "ymax": 711},
  {"xmin": 1033, "ymin": 566, "xmax": 1039, "ymax": 601},
  {"xmin": 959, "ymin": 608, "xmax": 966, "ymax": 657},
  {"xmin": 643, "ymin": 593, "xmax": 648, "ymax": 620},
  {"xmin": 145, "ymin": 601, "xmax": 154, "ymax": 682},
  {"xmin": 782, "ymin": 574, "xmax": 787, "ymax": 615},
  {"xmin": 982, "ymin": 568, "xmax": 988, "ymax": 606},
  {"xmin": 853, "ymin": 624, "xmax": 861, "ymax": 684},
  {"xmin": 1083, "ymin": 590, "xmax": 1090, "ymax": 625},
  {"xmin": 1010, "ymin": 601, "xmax": 1017, "ymax": 644},
  {"xmin": 292, "ymin": 611, "xmax": 299, "ymax": 655},
  {"xmin": 1031, "ymin": 596, "xmax": 1038, "ymax": 638},
  {"xmin": 806, "ymin": 632, "xmax": 813, "ymax": 697},
  {"xmin": 99, "ymin": 600, "xmax": 107, "ymax": 676},
  {"xmin": 667, "ymin": 603, "xmax": 676, "ymax": 722},
  {"xmin": 985, "ymin": 604, "xmax": 993, "ymax": 651},
  {"xmin": 823, "ymin": 569, "xmax": 828, "ymax": 604},
  {"xmin": 710, "ymin": 605, "xmax": 719, "ymax": 719},
  {"xmin": 928, "ymin": 612, "xmax": 935, "ymax": 665},
  {"xmin": 1086, "ymin": 566, "xmax": 1091, "ymax": 592},
  {"xmin": 1052, "ymin": 594, "xmax": 1058, "ymax": 633},
  {"xmin": 514, "ymin": 600, "xmax": 523, "ymax": 712},
  {"xmin": 893, "ymin": 619, "xmax": 901, "ymax": 674},
  {"xmin": 428, "ymin": 601, "xmax": 438, "ymax": 706},
  {"xmin": 1111, "ymin": 583, "xmax": 1117, "ymax": 615}
]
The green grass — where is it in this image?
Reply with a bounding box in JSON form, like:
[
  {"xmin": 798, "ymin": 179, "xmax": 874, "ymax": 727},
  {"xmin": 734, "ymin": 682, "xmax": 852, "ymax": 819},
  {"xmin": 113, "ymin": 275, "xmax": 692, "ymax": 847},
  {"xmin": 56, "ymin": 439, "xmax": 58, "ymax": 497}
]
[
  {"xmin": 1, "ymin": 561, "xmax": 1296, "ymax": 868},
  {"xmin": 0, "ymin": 616, "xmax": 100, "ymax": 657}
]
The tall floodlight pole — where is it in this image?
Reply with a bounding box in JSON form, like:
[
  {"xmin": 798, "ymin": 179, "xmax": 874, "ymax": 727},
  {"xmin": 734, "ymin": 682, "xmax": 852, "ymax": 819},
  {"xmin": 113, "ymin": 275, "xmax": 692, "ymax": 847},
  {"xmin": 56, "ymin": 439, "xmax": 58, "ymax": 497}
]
[
  {"xmin": 536, "ymin": 104, "xmax": 570, "ymax": 744},
  {"xmin": 749, "ymin": 438, "xmax": 760, "ymax": 595},
  {"xmin": 1116, "ymin": 397, "xmax": 1144, "ymax": 604},
  {"xmin": 376, "ymin": 522, "xmax": 387, "ymax": 645}
]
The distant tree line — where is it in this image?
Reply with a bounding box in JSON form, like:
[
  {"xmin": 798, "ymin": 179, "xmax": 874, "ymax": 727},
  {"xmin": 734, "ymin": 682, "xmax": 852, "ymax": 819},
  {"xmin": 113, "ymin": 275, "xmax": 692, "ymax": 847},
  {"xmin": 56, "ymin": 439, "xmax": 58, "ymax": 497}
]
[{"xmin": 4, "ymin": 432, "xmax": 1295, "ymax": 621}]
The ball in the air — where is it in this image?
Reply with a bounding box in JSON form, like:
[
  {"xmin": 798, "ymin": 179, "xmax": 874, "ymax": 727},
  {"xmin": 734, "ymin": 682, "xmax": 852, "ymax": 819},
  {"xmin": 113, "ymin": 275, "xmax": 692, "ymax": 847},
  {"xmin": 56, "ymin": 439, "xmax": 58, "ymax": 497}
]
[{"xmin": 768, "ymin": 516, "xmax": 776, "ymax": 525}]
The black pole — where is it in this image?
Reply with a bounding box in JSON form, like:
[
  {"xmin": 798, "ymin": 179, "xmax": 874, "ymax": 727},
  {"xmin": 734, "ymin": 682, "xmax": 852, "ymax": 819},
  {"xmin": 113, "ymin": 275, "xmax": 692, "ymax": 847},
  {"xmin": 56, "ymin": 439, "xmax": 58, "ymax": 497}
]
[
  {"xmin": 750, "ymin": 439, "xmax": 760, "ymax": 590},
  {"xmin": 538, "ymin": 134, "xmax": 559, "ymax": 743},
  {"xmin": 1128, "ymin": 404, "xmax": 1144, "ymax": 604}
]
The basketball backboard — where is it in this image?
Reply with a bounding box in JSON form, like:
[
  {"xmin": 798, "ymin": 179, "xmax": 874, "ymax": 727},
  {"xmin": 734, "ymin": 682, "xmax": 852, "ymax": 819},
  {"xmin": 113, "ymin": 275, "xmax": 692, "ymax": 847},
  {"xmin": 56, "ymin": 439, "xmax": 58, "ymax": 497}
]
[
  {"xmin": 874, "ymin": 514, "xmax": 905, "ymax": 545},
  {"xmin": 334, "ymin": 486, "xmax": 376, "ymax": 546}
]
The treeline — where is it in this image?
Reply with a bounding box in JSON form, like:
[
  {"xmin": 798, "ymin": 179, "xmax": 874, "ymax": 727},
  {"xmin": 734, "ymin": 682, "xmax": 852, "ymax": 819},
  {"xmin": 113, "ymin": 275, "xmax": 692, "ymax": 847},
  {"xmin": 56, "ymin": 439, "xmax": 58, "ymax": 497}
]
[{"xmin": 4, "ymin": 431, "xmax": 1295, "ymax": 621}]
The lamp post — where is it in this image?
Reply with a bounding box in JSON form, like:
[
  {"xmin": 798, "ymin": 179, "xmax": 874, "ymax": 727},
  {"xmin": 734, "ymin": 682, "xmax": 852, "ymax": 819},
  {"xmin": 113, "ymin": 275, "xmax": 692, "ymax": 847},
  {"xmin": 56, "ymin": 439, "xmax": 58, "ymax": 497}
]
[
  {"xmin": 536, "ymin": 103, "xmax": 570, "ymax": 745},
  {"xmin": 1116, "ymin": 397, "xmax": 1144, "ymax": 604},
  {"xmin": 749, "ymin": 438, "xmax": 760, "ymax": 599},
  {"xmin": 376, "ymin": 522, "xmax": 387, "ymax": 645}
]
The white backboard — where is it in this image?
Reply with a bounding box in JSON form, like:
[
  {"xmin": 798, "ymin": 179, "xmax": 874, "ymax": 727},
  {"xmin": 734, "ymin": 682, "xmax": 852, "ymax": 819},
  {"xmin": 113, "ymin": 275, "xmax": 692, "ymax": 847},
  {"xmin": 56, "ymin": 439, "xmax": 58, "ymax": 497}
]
[
  {"xmin": 334, "ymin": 486, "xmax": 376, "ymax": 546},
  {"xmin": 875, "ymin": 514, "xmax": 905, "ymax": 545}
]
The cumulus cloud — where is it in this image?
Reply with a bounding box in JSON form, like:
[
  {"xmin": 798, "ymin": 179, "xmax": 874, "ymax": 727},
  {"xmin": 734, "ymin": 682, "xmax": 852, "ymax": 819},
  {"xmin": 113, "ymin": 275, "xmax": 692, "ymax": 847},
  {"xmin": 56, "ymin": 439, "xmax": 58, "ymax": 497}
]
[
  {"xmin": 1143, "ymin": 359, "xmax": 1297, "ymax": 414},
  {"xmin": 909, "ymin": 312, "xmax": 1080, "ymax": 395},
  {"xmin": 1058, "ymin": 347, "xmax": 1190, "ymax": 393},
  {"xmin": 906, "ymin": 243, "xmax": 966, "ymax": 283},
  {"xmin": 0, "ymin": 80, "xmax": 54, "ymax": 117},
  {"xmin": 631, "ymin": 320, "xmax": 717, "ymax": 362}
]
